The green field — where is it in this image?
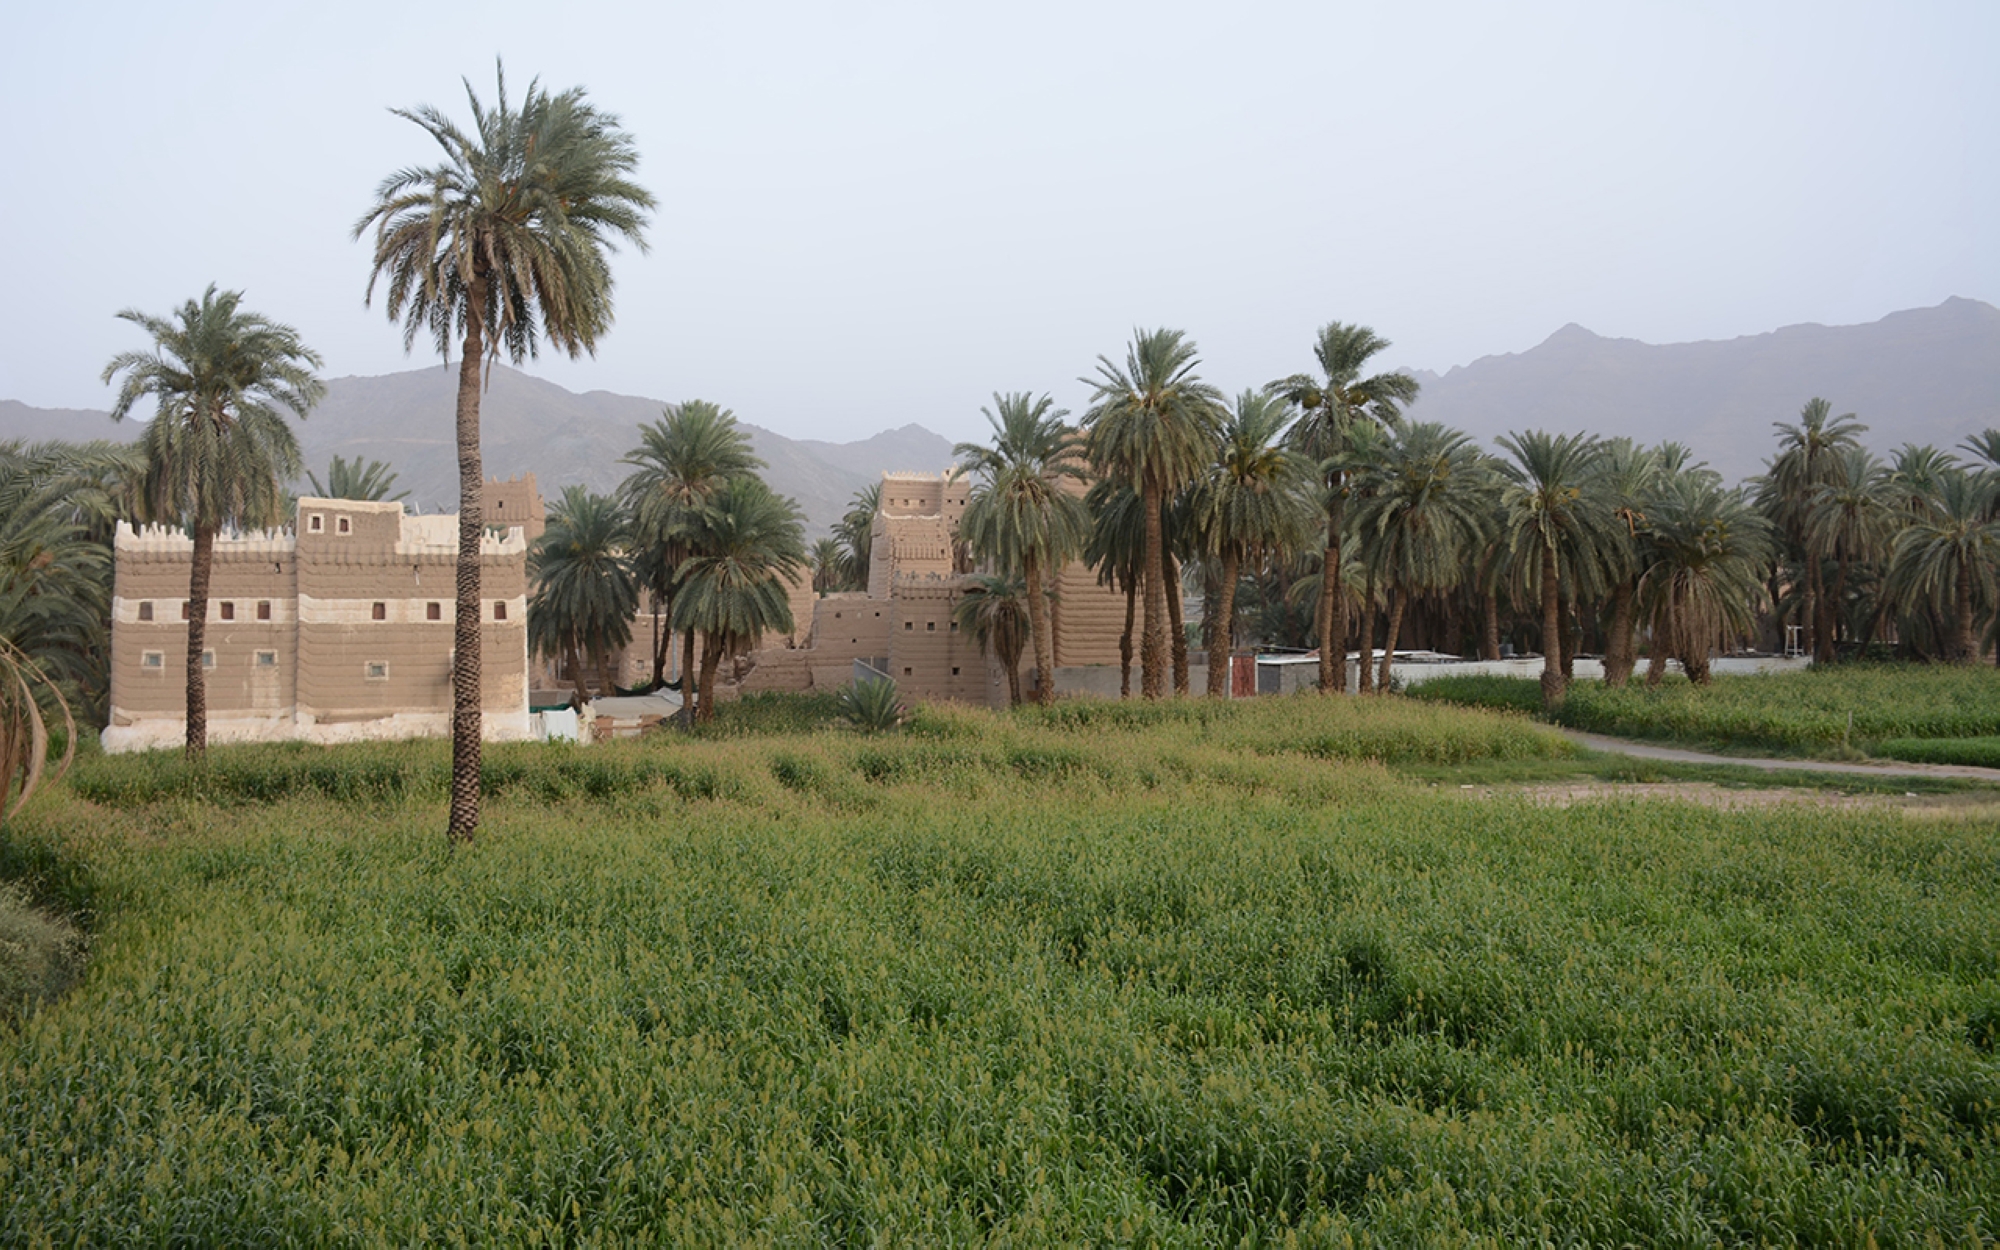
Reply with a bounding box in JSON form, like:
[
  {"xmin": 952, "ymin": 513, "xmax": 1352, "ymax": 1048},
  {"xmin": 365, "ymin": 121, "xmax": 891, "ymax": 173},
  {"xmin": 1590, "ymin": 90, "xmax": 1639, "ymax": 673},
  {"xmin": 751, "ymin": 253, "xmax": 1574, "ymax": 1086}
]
[
  {"xmin": 1410, "ymin": 664, "xmax": 2000, "ymax": 757},
  {"xmin": 3, "ymin": 696, "xmax": 1997, "ymax": 1243}
]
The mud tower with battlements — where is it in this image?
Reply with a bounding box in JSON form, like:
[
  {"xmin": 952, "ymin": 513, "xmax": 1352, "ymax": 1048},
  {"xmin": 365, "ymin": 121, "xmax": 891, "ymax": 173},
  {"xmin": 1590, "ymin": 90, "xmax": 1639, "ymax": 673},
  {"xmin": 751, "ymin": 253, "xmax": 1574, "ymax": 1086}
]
[{"xmin": 103, "ymin": 478, "xmax": 542, "ymax": 753}]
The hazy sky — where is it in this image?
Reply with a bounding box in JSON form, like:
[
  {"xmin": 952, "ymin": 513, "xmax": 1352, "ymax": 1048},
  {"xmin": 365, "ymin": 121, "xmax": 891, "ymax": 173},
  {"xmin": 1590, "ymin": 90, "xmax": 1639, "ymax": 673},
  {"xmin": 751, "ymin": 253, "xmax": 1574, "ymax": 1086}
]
[{"xmin": 3, "ymin": 1, "xmax": 1993, "ymax": 447}]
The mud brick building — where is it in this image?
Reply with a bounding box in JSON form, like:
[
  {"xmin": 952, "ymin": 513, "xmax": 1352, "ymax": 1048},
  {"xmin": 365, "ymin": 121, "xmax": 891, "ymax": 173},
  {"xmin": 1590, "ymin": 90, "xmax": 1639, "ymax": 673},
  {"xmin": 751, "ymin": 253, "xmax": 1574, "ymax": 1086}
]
[{"xmin": 103, "ymin": 478, "xmax": 542, "ymax": 753}]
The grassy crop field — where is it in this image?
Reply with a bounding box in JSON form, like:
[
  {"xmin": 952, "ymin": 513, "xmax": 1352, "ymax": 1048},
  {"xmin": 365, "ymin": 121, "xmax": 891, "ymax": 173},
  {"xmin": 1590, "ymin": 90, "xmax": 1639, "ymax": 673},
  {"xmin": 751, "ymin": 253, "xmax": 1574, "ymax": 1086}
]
[
  {"xmin": 3, "ymin": 695, "xmax": 1997, "ymax": 1243},
  {"xmin": 1409, "ymin": 664, "xmax": 2000, "ymax": 758}
]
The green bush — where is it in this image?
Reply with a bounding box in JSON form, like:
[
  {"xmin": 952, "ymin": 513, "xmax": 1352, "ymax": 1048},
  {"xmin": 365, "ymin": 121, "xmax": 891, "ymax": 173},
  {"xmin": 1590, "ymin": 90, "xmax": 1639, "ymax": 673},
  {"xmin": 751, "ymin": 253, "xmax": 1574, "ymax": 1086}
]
[
  {"xmin": 838, "ymin": 677, "xmax": 904, "ymax": 733},
  {"xmin": 0, "ymin": 881, "xmax": 84, "ymax": 1022}
]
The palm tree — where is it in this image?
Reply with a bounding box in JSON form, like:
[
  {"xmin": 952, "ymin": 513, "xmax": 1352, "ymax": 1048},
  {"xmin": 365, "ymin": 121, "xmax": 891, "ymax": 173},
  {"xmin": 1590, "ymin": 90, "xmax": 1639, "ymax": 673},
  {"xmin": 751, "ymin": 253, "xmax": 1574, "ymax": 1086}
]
[
  {"xmin": 0, "ymin": 440, "xmax": 142, "ymax": 719},
  {"xmin": 307, "ymin": 454, "xmax": 408, "ymax": 504},
  {"xmin": 1592, "ymin": 439, "xmax": 1663, "ymax": 686},
  {"xmin": 1188, "ymin": 391, "xmax": 1315, "ymax": 697},
  {"xmin": 953, "ymin": 573, "xmax": 1032, "ymax": 705},
  {"xmin": 1269, "ymin": 323, "xmax": 1421, "ymax": 694},
  {"xmin": 1887, "ymin": 470, "xmax": 2000, "ymax": 664},
  {"xmin": 1349, "ymin": 422, "xmax": 1492, "ymax": 692},
  {"xmin": 620, "ymin": 401, "xmax": 765, "ymax": 691},
  {"xmin": 356, "ymin": 65, "xmax": 653, "ymax": 842},
  {"xmin": 956, "ymin": 393, "xmax": 1090, "ymax": 707},
  {"xmin": 102, "ymin": 286, "xmax": 324, "ymax": 759},
  {"xmin": 1639, "ymin": 475, "xmax": 1772, "ymax": 684},
  {"xmin": 1082, "ymin": 329, "xmax": 1225, "ymax": 699},
  {"xmin": 1083, "ymin": 479, "xmax": 1145, "ymax": 698},
  {"xmin": 528, "ymin": 486, "xmax": 639, "ymax": 697},
  {"xmin": 1803, "ymin": 446, "xmax": 1894, "ymax": 653},
  {"xmin": 1761, "ymin": 398, "xmax": 1866, "ymax": 663},
  {"xmin": 810, "ymin": 537, "xmax": 847, "ymax": 595},
  {"xmin": 835, "ymin": 484, "xmax": 881, "ymax": 593},
  {"xmin": 1497, "ymin": 430, "xmax": 1613, "ymax": 709},
  {"xmin": 672, "ymin": 476, "xmax": 806, "ymax": 723}
]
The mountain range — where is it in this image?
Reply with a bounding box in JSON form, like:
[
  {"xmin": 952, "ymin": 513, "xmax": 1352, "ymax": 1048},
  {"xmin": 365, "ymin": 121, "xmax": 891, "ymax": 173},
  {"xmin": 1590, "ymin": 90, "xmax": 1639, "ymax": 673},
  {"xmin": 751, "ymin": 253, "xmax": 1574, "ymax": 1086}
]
[{"xmin": 5, "ymin": 297, "xmax": 1995, "ymax": 526}]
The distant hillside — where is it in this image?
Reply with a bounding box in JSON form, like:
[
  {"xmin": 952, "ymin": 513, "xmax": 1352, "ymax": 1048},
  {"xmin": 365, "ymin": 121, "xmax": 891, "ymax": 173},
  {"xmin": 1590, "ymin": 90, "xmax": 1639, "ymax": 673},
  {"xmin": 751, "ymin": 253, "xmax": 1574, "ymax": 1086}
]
[
  {"xmin": 1404, "ymin": 297, "xmax": 2000, "ymax": 483},
  {"xmin": 3, "ymin": 366, "xmax": 956, "ymax": 534}
]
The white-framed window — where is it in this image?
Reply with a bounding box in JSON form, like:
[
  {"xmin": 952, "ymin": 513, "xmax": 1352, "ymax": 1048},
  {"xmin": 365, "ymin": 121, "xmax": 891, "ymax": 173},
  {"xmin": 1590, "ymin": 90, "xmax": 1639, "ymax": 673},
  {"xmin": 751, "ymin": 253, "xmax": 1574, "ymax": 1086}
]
[
  {"xmin": 137, "ymin": 600, "xmax": 153, "ymax": 621},
  {"xmin": 426, "ymin": 602, "xmax": 442, "ymax": 621},
  {"xmin": 254, "ymin": 651, "xmax": 278, "ymax": 668},
  {"xmin": 141, "ymin": 651, "xmax": 164, "ymax": 669},
  {"xmin": 364, "ymin": 661, "xmax": 389, "ymax": 680},
  {"xmin": 493, "ymin": 601, "xmax": 507, "ymax": 621},
  {"xmin": 308, "ymin": 513, "xmax": 323, "ymax": 533},
  {"xmin": 219, "ymin": 601, "xmax": 234, "ymax": 621},
  {"xmin": 257, "ymin": 601, "xmax": 271, "ymax": 621}
]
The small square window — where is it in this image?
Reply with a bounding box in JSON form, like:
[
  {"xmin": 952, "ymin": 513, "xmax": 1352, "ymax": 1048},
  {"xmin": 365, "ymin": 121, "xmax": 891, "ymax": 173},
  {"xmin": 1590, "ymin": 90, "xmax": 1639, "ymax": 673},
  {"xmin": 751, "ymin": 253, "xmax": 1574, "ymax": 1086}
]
[
  {"xmin": 141, "ymin": 651, "xmax": 164, "ymax": 669},
  {"xmin": 308, "ymin": 514, "xmax": 323, "ymax": 533},
  {"xmin": 337, "ymin": 516, "xmax": 351, "ymax": 535},
  {"xmin": 201, "ymin": 650, "xmax": 216, "ymax": 669},
  {"xmin": 904, "ymin": 621, "xmax": 913, "ymax": 631},
  {"xmin": 180, "ymin": 601, "xmax": 190, "ymax": 621},
  {"xmin": 950, "ymin": 621, "xmax": 959, "ymax": 632},
  {"xmin": 427, "ymin": 602, "xmax": 442, "ymax": 621},
  {"xmin": 903, "ymin": 667, "xmax": 913, "ymax": 676},
  {"xmin": 926, "ymin": 621, "xmax": 935, "ymax": 631},
  {"xmin": 365, "ymin": 661, "xmax": 389, "ymax": 680},
  {"xmin": 219, "ymin": 601, "xmax": 234, "ymax": 621},
  {"xmin": 952, "ymin": 667, "xmax": 961, "ymax": 677},
  {"xmin": 494, "ymin": 602, "xmax": 507, "ymax": 621},
  {"xmin": 254, "ymin": 650, "xmax": 277, "ymax": 668},
  {"xmin": 137, "ymin": 600, "xmax": 153, "ymax": 621},
  {"xmin": 371, "ymin": 602, "xmax": 387, "ymax": 621},
  {"xmin": 257, "ymin": 601, "xmax": 271, "ymax": 621}
]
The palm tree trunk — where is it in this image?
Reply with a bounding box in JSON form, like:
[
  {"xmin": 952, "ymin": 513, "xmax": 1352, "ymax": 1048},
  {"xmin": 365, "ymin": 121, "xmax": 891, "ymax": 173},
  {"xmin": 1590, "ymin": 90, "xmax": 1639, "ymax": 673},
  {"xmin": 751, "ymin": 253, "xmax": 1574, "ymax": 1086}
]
[
  {"xmin": 1482, "ymin": 588, "xmax": 1500, "ymax": 661},
  {"xmin": 1139, "ymin": 480, "xmax": 1168, "ymax": 699},
  {"xmin": 1539, "ymin": 541, "xmax": 1565, "ymax": 708},
  {"xmin": 1165, "ymin": 549, "xmax": 1189, "ymax": 696},
  {"xmin": 1025, "ymin": 557, "xmax": 1057, "ymax": 708},
  {"xmin": 1804, "ymin": 556, "xmax": 1824, "ymax": 664},
  {"xmin": 1603, "ymin": 582, "xmax": 1636, "ymax": 686},
  {"xmin": 698, "ymin": 631, "xmax": 724, "ymax": 723},
  {"xmin": 1357, "ymin": 570, "xmax": 1377, "ymax": 695},
  {"xmin": 650, "ymin": 593, "xmax": 670, "ymax": 687},
  {"xmin": 1956, "ymin": 562, "xmax": 1977, "ymax": 664},
  {"xmin": 184, "ymin": 523, "xmax": 215, "ymax": 760},
  {"xmin": 1118, "ymin": 575, "xmax": 1135, "ymax": 699},
  {"xmin": 594, "ymin": 643, "xmax": 615, "ymax": 699},
  {"xmin": 567, "ymin": 644, "xmax": 587, "ymax": 697},
  {"xmin": 1006, "ymin": 658, "xmax": 1022, "ymax": 706},
  {"xmin": 1317, "ymin": 490, "xmax": 1345, "ymax": 693},
  {"xmin": 1378, "ymin": 586, "xmax": 1407, "ymax": 694},
  {"xmin": 1206, "ymin": 550, "xmax": 1240, "ymax": 698},
  {"xmin": 1559, "ymin": 594, "xmax": 1577, "ymax": 681},
  {"xmin": 448, "ymin": 273, "xmax": 488, "ymax": 845},
  {"xmin": 1646, "ymin": 602, "xmax": 1671, "ymax": 688},
  {"xmin": 680, "ymin": 629, "xmax": 698, "ymax": 726}
]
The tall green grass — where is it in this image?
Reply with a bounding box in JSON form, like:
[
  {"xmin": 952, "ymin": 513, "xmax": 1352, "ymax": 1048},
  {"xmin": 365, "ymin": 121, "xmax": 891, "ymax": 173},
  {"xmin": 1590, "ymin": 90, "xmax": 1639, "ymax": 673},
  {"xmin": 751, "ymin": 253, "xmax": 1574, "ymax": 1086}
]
[
  {"xmin": 1412, "ymin": 664, "xmax": 2000, "ymax": 754},
  {"xmin": 3, "ymin": 697, "xmax": 1995, "ymax": 1242}
]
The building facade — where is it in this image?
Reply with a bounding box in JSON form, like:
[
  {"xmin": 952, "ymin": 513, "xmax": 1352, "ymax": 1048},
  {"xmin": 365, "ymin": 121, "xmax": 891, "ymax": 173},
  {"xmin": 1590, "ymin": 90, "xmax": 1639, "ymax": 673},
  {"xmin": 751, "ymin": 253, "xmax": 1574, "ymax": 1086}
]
[{"xmin": 104, "ymin": 480, "xmax": 540, "ymax": 753}]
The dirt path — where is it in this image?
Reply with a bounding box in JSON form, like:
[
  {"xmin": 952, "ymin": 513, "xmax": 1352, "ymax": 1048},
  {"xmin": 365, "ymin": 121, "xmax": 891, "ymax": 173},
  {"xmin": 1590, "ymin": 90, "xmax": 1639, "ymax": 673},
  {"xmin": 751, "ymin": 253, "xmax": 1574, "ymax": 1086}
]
[{"xmin": 1559, "ymin": 729, "xmax": 2000, "ymax": 783}]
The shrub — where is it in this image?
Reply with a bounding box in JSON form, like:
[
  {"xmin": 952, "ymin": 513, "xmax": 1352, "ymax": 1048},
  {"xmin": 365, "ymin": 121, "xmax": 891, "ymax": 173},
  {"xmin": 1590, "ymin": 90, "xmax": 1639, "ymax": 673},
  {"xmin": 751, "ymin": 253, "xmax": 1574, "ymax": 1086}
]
[
  {"xmin": 0, "ymin": 881, "xmax": 84, "ymax": 1021},
  {"xmin": 838, "ymin": 678, "xmax": 903, "ymax": 734}
]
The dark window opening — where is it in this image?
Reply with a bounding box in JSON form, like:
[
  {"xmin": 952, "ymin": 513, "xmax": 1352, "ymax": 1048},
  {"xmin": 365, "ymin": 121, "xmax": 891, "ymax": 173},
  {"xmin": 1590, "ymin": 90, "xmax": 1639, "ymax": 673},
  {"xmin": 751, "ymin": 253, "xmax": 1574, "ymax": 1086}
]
[
  {"xmin": 371, "ymin": 602, "xmax": 386, "ymax": 621},
  {"xmin": 257, "ymin": 600, "xmax": 271, "ymax": 620},
  {"xmin": 427, "ymin": 602, "xmax": 441, "ymax": 621},
  {"xmin": 219, "ymin": 601, "xmax": 234, "ymax": 621},
  {"xmin": 137, "ymin": 601, "xmax": 153, "ymax": 621},
  {"xmin": 337, "ymin": 516, "xmax": 351, "ymax": 535},
  {"xmin": 494, "ymin": 602, "xmax": 508, "ymax": 621}
]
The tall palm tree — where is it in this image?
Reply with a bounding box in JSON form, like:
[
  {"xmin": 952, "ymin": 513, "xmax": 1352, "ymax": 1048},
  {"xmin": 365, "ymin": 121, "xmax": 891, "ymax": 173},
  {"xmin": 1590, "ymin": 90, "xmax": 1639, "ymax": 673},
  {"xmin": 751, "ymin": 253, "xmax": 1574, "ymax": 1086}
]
[
  {"xmin": 1639, "ymin": 475, "xmax": 1772, "ymax": 684},
  {"xmin": 528, "ymin": 486, "xmax": 639, "ymax": 697},
  {"xmin": 356, "ymin": 65, "xmax": 653, "ymax": 842},
  {"xmin": 307, "ymin": 454, "xmax": 409, "ymax": 504},
  {"xmin": 1760, "ymin": 398, "xmax": 1866, "ymax": 663},
  {"xmin": 1887, "ymin": 470, "xmax": 2000, "ymax": 664},
  {"xmin": 673, "ymin": 476, "xmax": 806, "ymax": 723},
  {"xmin": 1349, "ymin": 422, "xmax": 1492, "ymax": 692},
  {"xmin": 619, "ymin": 401, "xmax": 765, "ymax": 691},
  {"xmin": 1269, "ymin": 323, "xmax": 1421, "ymax": 694},
  {"xmin": 1497, "ymin": 430, "xmax": 1612, "ymax": 709},
  {"xmin": 956, "ymin": 393, "xmax": 1090, "ymax": 707},
  {"xmin": 102, "ymin": 285, "xmax": 324, "ymax": 759},
  {"xmin": 1188, "ymin": 390, "xmax": 1315, "ymax": 697},
  {"xmin": 953, "ymin": 573, "xmax": 1031, "ymax": 706},
  {"xmin": 1082, "ymin": 329, "xmax": 1225, "ymax": 699}
]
